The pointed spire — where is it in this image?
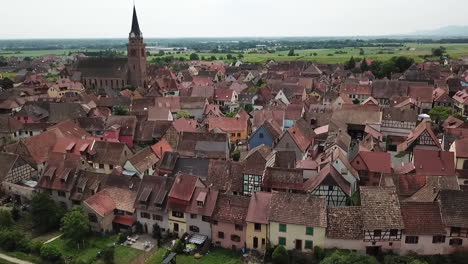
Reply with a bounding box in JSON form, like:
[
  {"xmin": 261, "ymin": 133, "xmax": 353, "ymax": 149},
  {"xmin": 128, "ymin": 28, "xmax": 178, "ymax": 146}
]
[{"xmin": 130, "ymin": 5, "xmax": 142, "ymax": 37}]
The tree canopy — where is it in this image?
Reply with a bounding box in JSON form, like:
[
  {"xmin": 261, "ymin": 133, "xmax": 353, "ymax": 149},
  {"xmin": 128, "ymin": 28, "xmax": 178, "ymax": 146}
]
[
  {"xmin": 429, "ymin": 106, "xmax": 453, "ymax": 124},
  {"xmin": 0, "ymin": 210, "xmax": 13, "ymax": 229},
  {"xmin": 321, "ymin": 250, "xmax": 379, "ymax": 264},
  {"xmin": 61, "ymin": 207, "xmax": 89, "ymax": 245},
  {"xmin": 189, "ymin": 53, "xmax": 199, "ymax": 60},
  {"xmin": 272, "ymin": 245, "xmax": 289, "ymax": 264},
  {"xmin": 30, "ymin": 193, "xmax": 65, "ymax": 232}
]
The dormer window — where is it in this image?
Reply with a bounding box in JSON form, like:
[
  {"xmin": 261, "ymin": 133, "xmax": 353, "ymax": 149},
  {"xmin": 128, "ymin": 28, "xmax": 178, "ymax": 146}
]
[{"xmin": 196, "ymin": 191, "xmax": 207, "ymax": 208}]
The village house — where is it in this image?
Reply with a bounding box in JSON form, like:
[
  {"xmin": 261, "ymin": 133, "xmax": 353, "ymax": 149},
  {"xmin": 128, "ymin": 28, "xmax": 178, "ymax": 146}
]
[
  {"xmin": 175, "ymin": 131, "xmax": 230, "ymax": 160},
  {"xmin": 0, "ymin": 152, "xmax": 37, "ymax": 203},
  {"xmin": 339, "ymin": 82, "xmax": 372, "ymax": 103},
  {"xmin": 360, "ymin": 186, "xmax": 404, "ymax": 255},
  {"xmin": 211, "ymin": 193, "xmax": 250, "ymax": 250},
  {"xmin": 134, "ymin": 175, "xmax": 174, "ymax": 234},
  {"xmin": 167, "ymin": 174, "xmax": 205, "ymax": 237},
  {"xmin": 124, "ymin": 147, "xmax": 159, "ymax": 177},
  {"xmin": 241, "ymin": 145, "xmax": 273, "ymax": 195},
  {"xmin": 205, "ymin": 159, "xmax": 244, "ymax": 195},
  {"xmin": 87, "ymin": 141, "xmax": 133, "ymax": 173},
  {"xmin": 208, "ymin": 116, "xmax": 249, "ymax": 142},
  {"xmin": 438, "ymin": 190, "xmax": 468, "ymax": 252},
  {"xmin": 452, "ymin": 89, "xmax": 468, "ymax": 116},
  {"xmin": 245, "ymin": 191, "xmax": 272, "ymax": 252},
  {"xmin": 184, "ymin": 187, "xmax": 219, "ymax": 239},
  {"xmin": 268, "ymin": 192, "xmax": 327, "ymax": 252},
  {"xmin": 47, "ymin": 78, "xmax": 85, "ymax": 98},
  {"xmin": 213, "ymin": 89, "xmax": 238, "ymax": 112},
  {"xmin": 325, "ymin": 207, "xmax": 365, "ymax": 251},
  {"xmin": 262, "ymin": 167, "xmax": 304, "ymax": 193},
  {"xmin": 248, "ymin": 120, "xmax": 282, "ymax": 149},
  {"xmin": 350, "ymin": 151, "xmax": 392, "ymax": 186},
  {"xmin": 275, "ymin": 119, "xmax": 315, "ymax": 161},
  {"xmin": 381, "ymin": 107, "xmax": 418, "ymax": 139}
]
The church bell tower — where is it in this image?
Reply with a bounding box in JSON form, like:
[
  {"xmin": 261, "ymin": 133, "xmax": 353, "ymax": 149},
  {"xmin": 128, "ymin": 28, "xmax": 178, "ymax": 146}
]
[{"xmin": 127, "ymin": 5, "xmax": 147, "ymax": 88}]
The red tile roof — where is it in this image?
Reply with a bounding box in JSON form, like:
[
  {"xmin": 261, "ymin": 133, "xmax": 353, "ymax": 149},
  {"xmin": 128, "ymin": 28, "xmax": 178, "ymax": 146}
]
[
  {"xmin": 287, "ymin": 124, "xmax": 311, "ymax": 152},
  {"xmin": 208, "ymin": 117, "xmax": 247, "ymax": 132},
  {"xmin": 454, "ymin": 138, "xmax": 468, "ymax": 158},
  {"xmin": 400, "ymin": 202, "xmax": 446, "ymax": 235},
  {"xmin": 246, "ymin": 192, "xmax": 272, "ymax": 224},
  {"xmin": 172, "ymin": 118, "xmax": 197, "ymax": 132},
  {"xmin": 151, "ymin": 139, "xmax": 173, "ymax": 159},
  {"xmin": 356, "ymin": 151, "xmax": 392, "ymax": 174},
  {"xmin": 85, "ymin": 190, "xmax": 116, "ymax": 217},
  {"xmin": 212, "ymin": 193, "xmax": 250, "ymax": 224},
  {"xmin": 168, "ymin": 174, "xmax": 200, "ymax": 202},
  {"xmin": 397, "ymin": 121, "xmax": 441, "ymax": 152},
  {"xmin": 214, "ymin": 89, "xmax": 235, "ymax": 101},
  {"xmin": 113, "ymin": 215, "xmax": 136, "ymax": 226},
  {"xmin": 413, "ymin": 149, "xmax": 455, "ymax": 176}
]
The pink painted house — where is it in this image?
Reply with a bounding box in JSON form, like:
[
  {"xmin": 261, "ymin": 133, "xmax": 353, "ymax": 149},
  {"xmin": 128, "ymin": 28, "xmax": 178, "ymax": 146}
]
[{"xmin": 211, "ymin": 194, "xmax": 250, "ymax": 250}]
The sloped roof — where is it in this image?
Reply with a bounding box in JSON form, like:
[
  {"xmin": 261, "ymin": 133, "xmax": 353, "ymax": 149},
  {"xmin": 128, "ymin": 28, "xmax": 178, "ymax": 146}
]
[
  {"xmin": 263, "ymin": 167, "xmax": 303, "ymax": 191},
  {"xmin": 127, "ymin": 147, "xmax": 159, "ymax": 174},
  {"xmin": 246, "ymin": 192, "xmax": 272, "ymax": 224},
  {"xmin": 400, "ymin": 202, "xmax": 446, "ymax": 235},
  {"xmin": 212, "ymin": 193, "xmax": 250, "ymax": 224},
  {"xmin": 268, "ymin": 192, "xmax": 327, "ymax": 227},
  {"xmin": 397, "ymin": 121, "xmax": 441, "ymax": 152},
  {"xmin": 413, "ymin": 149, "xmax": 455, "ymax": 176},
  {"xmin": 303, "ymin": 164, "xmax": 351, "ymax": 195},
  {"xmin": 356, "ymin": 151, "xmax": 392, "ymax": 174},
  {"xmin": 168, "ymin": 174, "xmax": 199, "ymax": 202},
  {"xmin": 326, "ymin": 207, "xmax": 363, "ymax": 240},
  {"xmin": 360, "ymin": 186, "xmax": 404, "ymax": 229},
  {"xmin": 439, "ymin": 190, "xmax": 468, "ymax": 228}
]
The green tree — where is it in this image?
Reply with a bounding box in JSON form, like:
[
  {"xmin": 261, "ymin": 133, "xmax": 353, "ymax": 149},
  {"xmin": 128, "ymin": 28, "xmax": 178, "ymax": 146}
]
[
  {"xmin": 152, "ymin": 223, "xmax": 162, "ymax": 241},
  {"xmin": 432, "ymin": 46, "xmax": 446, "ymax": 57},
  {"xmin": 321, "ymin": 250, "xmax": 379, "ymax": 264},
  {"xmin": 231, "ymin": 149, "xmax": 240, "ymax": 161},
  {"xmin": 243, "ymin": 104, "xmax": 254, "ymax": 113},
  {"xmin": 113, "ymin": 105, "xmax": 129, "ymax": 116},
  {"xmin": 345, "ymin": 56, "xmax": 356, "ymax": 70},
  {"xmin": 40, "ymin": 244, "xmax": 62, "ymax": 262},
  {"xmin": 177, "ymin": 110, "xmax": 191, "ymax": 119},
  {"xmin": 61, "ymin": 207, "xmax": 89, "ymax": 245},
  {"xmin": 429, "ymin": 106, "xmax": 453, "ymax": 124},
  {"xmin": 158, "ymin": 50, "xmax": 165, "ymax": 56},
  {"xmin": 313, "ymin": 52, "xmax": 318, "ymax": 56},
  {"xmin": 189, "ymin": 53, "xmax": 199, "ymax": 60},
  {"xmin": 391, "ymin": 56, "xmax": 414, "ymax": 72},
  {"xmin": 210, "ymin": 55, "xmax": 217, "ymax": 61},
  {"xmin": 360, "ymin": 58, "xmax": 369, "ymax": 72},
  {"xmin": 288, "ymin": 49, "xmax": 295, "ymax": 56},
  {"xmin": 30, "ymin": 193, "xmax": 65, "ymax": 232},
  {"xmin": 101, "ymin": 246, "xmax": 115, "ymax": 264},
  {"xmin": 272, "ymin": 245, "xmax": 288, "ymax": 264},
  {"xmin": 172, "ymin": 239, "xmax": 184, "ymax": 254},
  {"xmin": 0, "ymin": 210, "xmax": 13, "ymax": 229},
  {"xmin": 359, "ymin": 48, "xmax": 365, "ymax": 55},
  {"xmin": 226, "ymin": 54, "xmax": 233, "ymax": 60}
]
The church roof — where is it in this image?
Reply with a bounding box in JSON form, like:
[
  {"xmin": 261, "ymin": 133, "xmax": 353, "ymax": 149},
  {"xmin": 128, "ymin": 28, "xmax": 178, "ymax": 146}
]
[{"xmin": 130, "ymin": 6, "xmax": 142, "ymax": 37}]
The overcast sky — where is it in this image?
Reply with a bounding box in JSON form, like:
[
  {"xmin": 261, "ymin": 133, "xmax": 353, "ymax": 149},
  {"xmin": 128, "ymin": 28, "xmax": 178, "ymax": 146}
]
[{"xmin": 1, "ymin": 0, "xmax": 466, "ymax": 39}]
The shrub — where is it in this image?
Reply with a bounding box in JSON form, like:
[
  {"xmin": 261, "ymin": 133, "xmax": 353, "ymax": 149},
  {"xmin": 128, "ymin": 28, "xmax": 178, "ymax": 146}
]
[
  {"xmin": 0, "ymin": 210, "xmax": 13, "ymax": 229},
  {"xmin": 172, "ymin": 239, "xmax": 184, "ymax": 254},
  {"xmin": 272, "ymin": 245, "xmax": 288, "ymax": 264},
  {"xmin": 101, "ymin": 246, "xmax": 115, "ymax": 264},
  {"xmin": 29, "ymin": 240, "xmax": 44, "ymax": 255},
  {"xmin": 40, "ymin": 244, "xmax": 62, "ymax": 262},
  {"xmin": 0, "ymin": 229, "xmax": 26, "ymax": 252}
]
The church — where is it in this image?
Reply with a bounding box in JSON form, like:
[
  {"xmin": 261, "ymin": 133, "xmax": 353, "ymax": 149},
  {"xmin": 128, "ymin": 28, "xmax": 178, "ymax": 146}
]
[{"xmin": 73, "ymin": 6, "xmax": 147, "ymax": 91}]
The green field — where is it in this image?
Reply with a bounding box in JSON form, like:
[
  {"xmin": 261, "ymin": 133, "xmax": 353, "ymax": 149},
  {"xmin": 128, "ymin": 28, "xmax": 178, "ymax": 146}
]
[
  {"xmin": 146, "ymin": 248, "xmax": 243, "ymax": 264},
  {"xmin": 2, "ymin": 43, "xmax": 468, "ymax": 64},
  {"xmin": 0, "ymin": 49, "xmax": 103, "ymax": 57},
  {"xmin": 148, "ymin": 43, "xmax": 468, "ymax": 64}
]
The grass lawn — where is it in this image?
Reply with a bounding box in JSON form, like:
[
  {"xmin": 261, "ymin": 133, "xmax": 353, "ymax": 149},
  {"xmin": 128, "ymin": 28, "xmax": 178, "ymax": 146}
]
[
  {"xmin": 0, "ymin": 259, "xmax": 14, "ymax": 264},
  {"xmin": 146, "ymin": 248, "xmax": 243, "ymax": 264},
  {"xmin": 48, "ymin": 235, "xmax": 141, "ymax": 264},
  {"xmin": 0, "ymin": 250, "xmax": 44, "ymax": 264}
]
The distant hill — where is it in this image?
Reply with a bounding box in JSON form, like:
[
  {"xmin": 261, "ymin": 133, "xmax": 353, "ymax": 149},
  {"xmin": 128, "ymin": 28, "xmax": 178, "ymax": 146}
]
[{"xmin": 411, "ymin": 25, "xmax": 468, "ymax": 37}]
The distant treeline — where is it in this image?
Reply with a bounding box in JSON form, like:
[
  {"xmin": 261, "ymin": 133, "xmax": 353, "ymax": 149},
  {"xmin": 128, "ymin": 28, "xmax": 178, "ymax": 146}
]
[{"xmin": 1, "ymin": 38, "xmax": 468, "ymax": 52}]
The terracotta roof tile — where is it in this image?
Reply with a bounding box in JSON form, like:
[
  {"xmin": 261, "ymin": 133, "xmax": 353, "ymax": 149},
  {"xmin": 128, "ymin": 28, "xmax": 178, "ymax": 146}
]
[
  {"xmin": 326, "ymin": 207, "xmax": 363, "ymax": 240},
  {"xmin": 246, "ymin": 192, "xmax": 272, "ymax": 224},
  {"xmin": 400, "ymin": 202, "xmax": 446, "ymax": 235},
  {"xmin": 360, "ymin": 186, "xmax": 404, "ymax": 229}
]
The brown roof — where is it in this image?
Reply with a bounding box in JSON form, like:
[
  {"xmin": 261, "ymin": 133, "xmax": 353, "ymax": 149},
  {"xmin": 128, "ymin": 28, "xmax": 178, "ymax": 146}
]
[
  {"xmin": 176, "ymin": 131, "xmax": 229, "ymax": 159},
  {"xmin": 354, "ymin": 151, "xmax": 392, "ymax": 174},
  {"xmin": 134, "ymin": 175, "xmax": 174, "ymax": 213},
  {"xmin": 397, "ymin": 121, "xmax": 441, "ymax": 152},
  {"xmin": 0, "ymin": 115, "xmax": 23, "ymax": 133},
  {"xmin": 208, "ymin": 117, "xmax": 247, "ymax": 132},
  {"xmin": 84, "ymin": 190, "xmax": 115, "ymax": 217},
  {"xmin": 0, "ymin": 153, "xmax": 20, "ymax": 182},
  {"xmin": 246, "ymin": 192, "xmax": 273, "ymax": 224},
  {"xmin": 127, "ymin": 147, "xmax": 159, "ymax": 174},
  {"xmin": 252, "ymin": 109, "xmax": 284, "ymax": 129},
  {"xmin": 382, "ymin": 107, "xmax": 418, "ymax": 122},
  {"xmin": 400, "ymin": 202, "xmax": 446, "ymax": 235},
  {"xmin": 263, "ymin": 167, "xmax": 304, "ymax": 191},
  {"xmin": 454, "ymin": 138, "xmax": 468, "ymax": 158},
  {"xmin": 268, "ymin": 192, "xmax": 327, "ymax": 227},
  {"xmin": 303, "ymin": 164, "xmax": 351, "ymax": 194},
  {"xmin": 89, "ymin": 141, "xmax": 131, "ymax": 166},
  {"xmin": 206, "ymin": 160, "xmax": 244, "ymax": 193},
  {"xmin": 168, "ymin": 174, "xmax": 200, "ymax": 202},
  {"xmin": 439, "ymin": 190, "xmax": 468, "ymax": 228},
  {"xmin": 212, "ymin": 193, "xmax": 250, "ymax": 224},
  {"xmin": 326, "ymin": 207, "xmax": 363, "ymax": 240},
  {"xmin": 105, "ymin": 116, "xmax": 137, "ymax": 136},
  {"xmin": 185, "ymin": 187, "xmax": 219, "ymax": 217},
  {"xmin": 405, "ymin": 176, "xmax": 459, "ymax": 202},
  {"xmin": 360, "ymin": 186, "xmax": 404, "ymax": 229}
]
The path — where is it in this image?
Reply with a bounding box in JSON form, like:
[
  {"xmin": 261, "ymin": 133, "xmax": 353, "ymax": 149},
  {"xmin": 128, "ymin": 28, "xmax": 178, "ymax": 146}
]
[
  {"xmin": 44, "ymin": 234, "xmax": 62, "ymax": 244},
  {"xmin": 0, "ymin": 253, "xmax": 34, "ymax": 264}
]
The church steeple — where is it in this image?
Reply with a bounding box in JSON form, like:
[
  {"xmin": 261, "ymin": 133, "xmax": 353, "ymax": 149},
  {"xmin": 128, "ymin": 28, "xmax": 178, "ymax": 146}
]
[
  {"xmin": 130, "ymin": 5, "xmax": 142, "ymax": 38},
  {"xmin": 127, "ymin": 4, "xmax": 147, "ymax": 88}
]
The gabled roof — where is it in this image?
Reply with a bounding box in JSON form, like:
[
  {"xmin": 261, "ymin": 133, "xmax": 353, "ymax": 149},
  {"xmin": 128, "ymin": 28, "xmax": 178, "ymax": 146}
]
[
  {"xmin": 206, "ymin": 159, "xmax": 244, "ymax": 193},
  {"xmin": 268, "ymin": 192, "xmax": 327, "ymax": 227},
  {"xmin": 0, "ymin": 115, "xmax": 23, "ymax": 133},
  {"xmin": 303, "ymin": 164, "xmax": 351, "ymax": 195},
  {"xmin": 151, "ymin": 139, "xmax": 173, "ymax": 159},
  {"xmin": 208, "ymin": 117, "xmax": 247, "ymax": 132},
  {"xmin": 400, "ymin": 202, "xmax": 446, "ymax": 235},
  {"xmin": 406, "ymin": 176, "xmax": 459, "ymax": 202},
  {"xmin": 127, "ymin": 147, "xmax": 159, "ymax": 174},
  {"xmin": 353, "ymin": 151, "xmax": 392, "ymax": 174},
  {"xmin": 360, "ymin": 186, "xmax": 404, "ymax": 229},
  {"xmin": 185, "ymin": 187, "xmax": 219, "ymax": 217},
  {"xmin": 0, "ymin": 153, "xmax": 20, "ymax": 182},
  {"xmin": 397, "ymin": 121, "xmax": 441, "ymax": 152}
]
